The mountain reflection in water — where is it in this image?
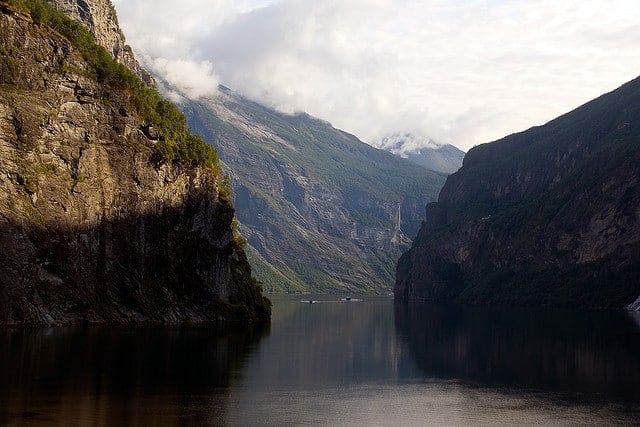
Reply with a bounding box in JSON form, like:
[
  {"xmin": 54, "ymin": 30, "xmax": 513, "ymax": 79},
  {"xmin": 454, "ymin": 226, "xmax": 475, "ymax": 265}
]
[
  {"xmin": 0, "ymin": 324, "xmax": 269, "ymax": 426},
  {"xmin": 394, "ymin": 302, "xmax": 640, "ymax": 401},
  {"xmin": 1, "ymin": 297, "xmax": 639, "ymax": 425}
]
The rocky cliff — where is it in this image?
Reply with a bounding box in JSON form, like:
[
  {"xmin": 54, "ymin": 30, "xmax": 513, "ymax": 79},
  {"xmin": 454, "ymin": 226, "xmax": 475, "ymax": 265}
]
[
  {"xmin": 183, "ymin": 89, "xmax": 446, "ymax": 294},
  {"xmin": 0, "ymin": 0, "xmax": 270, "ymax": 324},
  {"xmin": 396, "ymin": 76, "xmax": 640, "ymax": 308},
  {"xmin": 43, "ymin": 0, "xmax": 155, "ymax": 87}
]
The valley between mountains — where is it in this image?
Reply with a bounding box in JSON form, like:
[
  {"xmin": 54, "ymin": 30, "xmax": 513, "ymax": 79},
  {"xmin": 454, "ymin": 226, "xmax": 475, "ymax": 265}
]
[{"xmin": 1, "ymin": 0, "xmax": 638, "ymax": 327}]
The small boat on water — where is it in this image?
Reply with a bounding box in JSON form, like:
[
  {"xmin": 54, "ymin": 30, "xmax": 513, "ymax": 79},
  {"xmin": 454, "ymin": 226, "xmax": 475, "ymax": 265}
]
[{"xmin": 345, "ymin": 296, "xmax": 351, "ymax": 301}]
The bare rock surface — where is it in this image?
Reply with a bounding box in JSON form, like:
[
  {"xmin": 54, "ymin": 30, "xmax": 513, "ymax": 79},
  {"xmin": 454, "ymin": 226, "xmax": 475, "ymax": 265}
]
[
  {"xmin": 0, "ymin": 5, "xmax": 269, "ymax": 325},
  {"xmin": 44, "ymin": 0, "xmax": 156, "ymax": 87}
]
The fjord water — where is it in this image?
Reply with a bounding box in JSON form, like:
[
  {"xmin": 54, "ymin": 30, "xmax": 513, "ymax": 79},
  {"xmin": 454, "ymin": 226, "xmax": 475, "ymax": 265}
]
[{"xmin": 2, "ymin": 297, "xmax": 639, "ymax": 425}]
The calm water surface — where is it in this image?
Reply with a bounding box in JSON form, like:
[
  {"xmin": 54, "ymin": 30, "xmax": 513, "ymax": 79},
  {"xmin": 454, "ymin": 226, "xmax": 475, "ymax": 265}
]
[{"xmin": 1, "ymin": 296, "xmax": 640, "ymax": 425}]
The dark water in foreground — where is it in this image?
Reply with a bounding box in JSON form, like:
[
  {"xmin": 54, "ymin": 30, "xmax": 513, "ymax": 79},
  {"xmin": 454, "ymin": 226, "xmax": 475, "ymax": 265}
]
[{"xmin": 2, "ymin": 296, "xmax": 640, "ymax": 425}]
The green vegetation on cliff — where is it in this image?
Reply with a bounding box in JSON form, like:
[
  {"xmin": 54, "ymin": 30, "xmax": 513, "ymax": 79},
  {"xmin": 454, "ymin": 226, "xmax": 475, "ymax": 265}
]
[
  {"xmin": 4, "ymin": 0, "xmax": 218, "ymax": 170},
  {"xmin": 0, "ymin": 0, "xmax": 270, "ymax": 323}
]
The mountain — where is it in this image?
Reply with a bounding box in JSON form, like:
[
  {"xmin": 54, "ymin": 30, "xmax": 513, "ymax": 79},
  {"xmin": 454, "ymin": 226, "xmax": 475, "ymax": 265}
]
[
  {"xmin": 182, "ymin": 88, "xmax": 447, "ymax": 294},
  {"xmin": 375, "ymin": 133, "xmax": 465, "ymax": 174},
  {"xmin": 43, "ymin": 0, "xmax": 155, "ymax": 87},
  {"xmin": 0, "ymin": 0, "xmax": 270, "ymax": 324},
  {"xmin": 396, "ymin": 76, "xmax": 640, "ymax": 309}
]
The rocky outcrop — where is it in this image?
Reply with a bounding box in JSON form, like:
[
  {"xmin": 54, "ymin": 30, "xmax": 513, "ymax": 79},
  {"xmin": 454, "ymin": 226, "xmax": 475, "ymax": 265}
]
[
  {"xmin": 0, "ymin": 3, "xmax": 269, "ymax": 324},
  {"xmin": 396, "ymin": 76, "xmax": 640, "ymax": 309},
  {"xmin": 43, "ymin": 0, "xmax": 155, "ymax": 87}
]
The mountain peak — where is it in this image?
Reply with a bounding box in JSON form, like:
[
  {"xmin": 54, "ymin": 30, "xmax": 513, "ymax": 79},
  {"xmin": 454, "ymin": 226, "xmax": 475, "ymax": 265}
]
[
  {"xmin": 376, "ymin": 132, "xmax": 442, "ymax": 153},
  {"xmin": 373, "ymin": 133, "xmax": 465, "ymax": 174}
]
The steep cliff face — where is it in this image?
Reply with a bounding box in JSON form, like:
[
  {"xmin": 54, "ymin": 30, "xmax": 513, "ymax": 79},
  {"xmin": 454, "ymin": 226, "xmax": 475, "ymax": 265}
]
[
  {"xmin": 43, "ymin": 0, "xmax": 155, "ymax": 87},
  {"xmin": 396, "ymin": 76, "xmax": 640, "ymax": 309},
  {"xmin": 184, "ymin": 90, "xmax": 446, "ymax": 294},
  {"xmin": 0, "ymin": 2, "xmax": 270, "ymax": 324}
]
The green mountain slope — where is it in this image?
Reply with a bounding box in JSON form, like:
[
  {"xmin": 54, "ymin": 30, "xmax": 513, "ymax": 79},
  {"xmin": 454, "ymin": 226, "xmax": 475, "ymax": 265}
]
[
  {"xmin": 402, "ymin": 144, "xmax": 464, "ymax": 174},
  {"xmin": 183, "ymin": 88, "xmax": 447, "ymax": 294},
  {"xmin": 396, "ymin": 75, "xmax": 640, "ymax": 309}
]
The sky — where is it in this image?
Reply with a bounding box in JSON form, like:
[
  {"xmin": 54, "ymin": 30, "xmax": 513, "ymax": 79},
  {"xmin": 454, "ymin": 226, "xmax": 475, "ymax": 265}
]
[{"xmin": 112, "ymin": 0, "xmax": 640, "ymax": 152}]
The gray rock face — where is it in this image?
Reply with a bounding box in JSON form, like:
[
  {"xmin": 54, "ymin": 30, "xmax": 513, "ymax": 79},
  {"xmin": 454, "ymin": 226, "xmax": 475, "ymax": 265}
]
[
  {"xmin": 396, "ymin": 76, "xmax": 640, "ymax": 309},
  {"xmin": 43, "ymin": 0, "xmax": 156, "ymax": 87},
  {"xmin": 0, "ymin": 6, "xmax": 269, "ymax": 324}
]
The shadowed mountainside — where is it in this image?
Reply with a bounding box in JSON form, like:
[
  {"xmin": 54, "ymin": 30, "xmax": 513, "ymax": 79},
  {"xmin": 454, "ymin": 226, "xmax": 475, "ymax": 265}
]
[
  {"xmin": 0, "ymin": 202, "xmax": 270, "ymax": 324},
  {"xmin": 396, "ymin": 76, "xmax": 640, "ymax": 308}
]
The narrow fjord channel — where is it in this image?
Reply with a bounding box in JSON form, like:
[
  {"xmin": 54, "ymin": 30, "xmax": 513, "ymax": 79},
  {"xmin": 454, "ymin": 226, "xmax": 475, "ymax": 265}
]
[{"xmin": 2, "ymin": 296, "xmax": 640, "ymax": 425}]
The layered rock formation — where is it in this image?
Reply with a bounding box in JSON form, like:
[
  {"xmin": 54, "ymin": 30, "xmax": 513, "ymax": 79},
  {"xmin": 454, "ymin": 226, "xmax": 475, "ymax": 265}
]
[
  {"xmin": 0, "ymin": 1, "xmax": 270, "ymax": 324},
  {"xmin": 396, "ymin": 76, "xmax": 640, "ymax": 308},
  {"xmin": 43, "ymin": 0, "xmax": 155, "ymax": 86}
]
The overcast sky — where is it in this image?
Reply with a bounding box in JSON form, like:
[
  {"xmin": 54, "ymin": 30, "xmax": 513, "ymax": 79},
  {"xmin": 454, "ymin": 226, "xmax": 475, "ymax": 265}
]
[{"xmin": 112, "ymin": 0, "xmax": 640, "ymax": 152}]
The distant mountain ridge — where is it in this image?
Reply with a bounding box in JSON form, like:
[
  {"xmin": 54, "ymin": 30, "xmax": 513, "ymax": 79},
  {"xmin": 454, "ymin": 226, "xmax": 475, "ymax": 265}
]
[
  {"xmin": 375, "ymin": 133, "xmax": 465, "ymax": 174},
  {"xmin": 182, "ymin": 87, "xmax": 447, "ymax": 294},
  {"xmin": 396, "ymin": 76, "xmax": 640, "ymax": 309}
]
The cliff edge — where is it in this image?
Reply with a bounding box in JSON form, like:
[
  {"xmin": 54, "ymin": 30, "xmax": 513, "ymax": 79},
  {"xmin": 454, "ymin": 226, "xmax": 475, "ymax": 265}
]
[{"xmin": 0, "ymin": 0, "xmax": 270, "ymax": 324}]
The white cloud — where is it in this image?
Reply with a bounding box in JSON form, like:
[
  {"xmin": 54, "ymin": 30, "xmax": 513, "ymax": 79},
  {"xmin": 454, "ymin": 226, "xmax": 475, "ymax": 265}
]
[
  {"xmin": 113, "ymin": 0, "xmax": 640, "ymax": 151},
  {"xmin": 141, "ymin": 56, "xmax": 220, "ymax": 101}
]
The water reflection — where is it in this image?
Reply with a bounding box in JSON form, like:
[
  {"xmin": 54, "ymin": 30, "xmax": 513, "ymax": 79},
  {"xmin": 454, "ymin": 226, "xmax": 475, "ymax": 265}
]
[
  {"xmin": 2, "ymin": 298, "xmax": 639, "ymax": 425},
  {"xmin": 0, "ymin": 323, "xmax": 269, "ymax": 426},
  {"xmin": 234, "ymin": 297, "xmax": 404, "ymax": 389},
  {"xmin": 395, "ymin": 301, "xmax": 640, "ymax": 402}
]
